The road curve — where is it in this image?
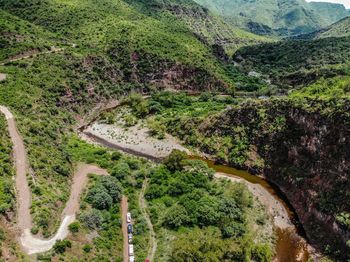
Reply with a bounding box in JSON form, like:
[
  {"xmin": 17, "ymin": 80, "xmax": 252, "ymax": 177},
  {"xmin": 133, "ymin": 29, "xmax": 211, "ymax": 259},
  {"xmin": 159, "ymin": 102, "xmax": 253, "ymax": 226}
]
[{"xmin": 0, "ymin": 106, "xmax": 108, "ymax": 254}]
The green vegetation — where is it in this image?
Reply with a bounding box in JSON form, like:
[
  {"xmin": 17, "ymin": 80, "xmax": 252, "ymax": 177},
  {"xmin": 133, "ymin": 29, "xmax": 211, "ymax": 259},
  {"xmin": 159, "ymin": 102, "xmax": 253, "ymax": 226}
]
[
  {"xmin": 290, "ymin": 76, "xmax": 350, "ymax": 99},
  {"xmin": 53, "ymin": 239, "xmax": 72, "ymax": 254},
  {"xmin": 68, "ymin": 222, "xmax": 80, "ymax": 233},
  {"xmin": 35, "ymin": 137, "xmax": 151, "ymax": 261},
  {"xmin": 0, "ymin": 0, "xmax": 269, "ymax": 91},
  {"xmin": 301, "ymin": 17, "xmax": 350, "ymax": 39},
  {"xmin": 194, "ymin": 0, "xmax": 349, "ymax": 36},
  {"xmin": 235, "ymin": 36, "xmax": 350, "ymax": 88},
  {"xmin": 0, "ymin": 9, "xmax": 57, "ymax": 61},
  {"xmin": 146, "ymin": 150, "xmax": 273, "ymax": 261},
  {"xmin": 0, "ymin": 1, "xmax": 272, "ymax": 239},
  {"xmin": 127, "ymin": 0, "xmax": 270, "ymax": 56},
  {"xmin": 153, "ymin": 92, "xmax": 350, "ymax": 259},
  {"xmin": 0, "ymin": 116, "xmax": 14, "ymax": 214}
]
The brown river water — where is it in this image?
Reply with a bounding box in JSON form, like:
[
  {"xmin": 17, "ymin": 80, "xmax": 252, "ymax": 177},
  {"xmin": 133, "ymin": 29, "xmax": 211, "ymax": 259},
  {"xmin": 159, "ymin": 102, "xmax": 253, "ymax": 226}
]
[
  {"xmin": 191, "ymin": 156, "xmax": 310, "ymax": 262},
  {"xmin": 82, "ymin": 129, "xmax": 312, "ymax": 261}
]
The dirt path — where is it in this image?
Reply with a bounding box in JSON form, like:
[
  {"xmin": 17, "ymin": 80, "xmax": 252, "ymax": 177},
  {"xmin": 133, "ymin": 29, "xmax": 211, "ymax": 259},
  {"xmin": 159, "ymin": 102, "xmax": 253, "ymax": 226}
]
[
  {"xmin": 139, "ymin": 178, "xmax": 157, "ymax": 261},
  {"xmin": 121, "ymin": 196, "xmax": 129, "ymax": 262},
  {"xmin": 0, "ymin": 106, "xmax": 109, "ymax": 254},
  {"xmin": 0, "ymin": 47, "xmax": 64, "ymax": 66}
]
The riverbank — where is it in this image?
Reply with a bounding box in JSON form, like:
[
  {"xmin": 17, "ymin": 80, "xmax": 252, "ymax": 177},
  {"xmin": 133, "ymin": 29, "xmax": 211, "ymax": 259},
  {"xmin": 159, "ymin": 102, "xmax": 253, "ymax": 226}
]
[
  {"xmin": 80, "ymin": 119, "xmax": 315, "ymax": 261},
  {"xmin": 84, "ymin": 122, "xmax": 190, "ymax": 158}
]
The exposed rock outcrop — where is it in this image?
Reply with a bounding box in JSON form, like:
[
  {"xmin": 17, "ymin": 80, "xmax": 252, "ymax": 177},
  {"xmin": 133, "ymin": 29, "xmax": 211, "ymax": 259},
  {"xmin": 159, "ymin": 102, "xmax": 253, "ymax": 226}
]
[{"xmin": 198, "ymin": 98, "xmax": 350, "ymax": 260}]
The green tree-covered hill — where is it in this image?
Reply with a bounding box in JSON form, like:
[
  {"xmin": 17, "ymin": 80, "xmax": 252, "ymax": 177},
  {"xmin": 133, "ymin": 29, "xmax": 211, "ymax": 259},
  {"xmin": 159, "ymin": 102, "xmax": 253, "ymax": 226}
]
[
  {"xmin": 0, "ymin": 0, "xmax": 269, "ymax": 92},
  {"xmin": 194, "ymin": 0, "xmax": 350, "ymax": 36}
]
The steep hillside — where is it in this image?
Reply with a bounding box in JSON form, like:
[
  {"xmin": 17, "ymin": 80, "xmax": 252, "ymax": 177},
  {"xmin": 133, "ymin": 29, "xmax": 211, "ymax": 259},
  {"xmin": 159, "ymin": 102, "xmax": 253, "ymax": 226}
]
[
  {"xmin": 198, "ymin": 97, "xmax": 350, "ymax": 260},
  {"xmin": 127, "ymin": 0, "xmax": 270, "ymax": 56},
  {"xmin": 194, "ymin": 0, "xmax": 350, "ymax": 36},
  {"xmin": 158, "ymin": 90, "xmax": 350, "ymax": 260},
  {"xmin": 0, "ymin": 0, "xmax": 231, "ymax": 91},
  {"xmin": 309, "ymin": 2, "xmax": 350, "ymax": 26},
  {"xmin": 0, "ymin": 0, "xmax": 273, "ymax": 248},
  {"xmin": 304, "ymin": 16, "xmax": 350, "ymax": 39},
  {"xmin": 234, "ymin": 36, "xmax": 350, "ymax": 88},
  {"xmin": 0, "ymin": 9, "xmax": 59, "ymax": 61}
]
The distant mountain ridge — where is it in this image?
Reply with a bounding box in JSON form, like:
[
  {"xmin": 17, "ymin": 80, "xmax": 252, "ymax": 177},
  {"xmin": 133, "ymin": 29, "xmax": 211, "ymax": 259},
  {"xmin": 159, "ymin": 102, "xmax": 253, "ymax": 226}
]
[
  {"xmin": 193, "ymin": 0, "xmax": 350, "ymax": 36},
  {"xmin": 296, "ymin": 16, "xmax": 350, "ymax": 39}
]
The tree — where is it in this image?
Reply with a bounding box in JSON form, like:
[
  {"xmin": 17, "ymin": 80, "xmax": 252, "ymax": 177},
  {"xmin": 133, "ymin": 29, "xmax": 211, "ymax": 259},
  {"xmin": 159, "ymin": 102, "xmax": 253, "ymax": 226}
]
[
  {"xmin": 111, "ymin": 151, "xmax": 122, "ymax": 161},
  {"xmin": 112, "ymin": 162, "xmax": 130, "ymax": 180},
  {"xmin": 251, "ymin": 244, "xmax": 273, "ymax": 262},
  {"xmin": 185, "ymin": 160, "xmax": 215, "ymax": 180},
  {"xmin": 163, "ymin": 205, "xmax": 190, "ymax": 229},
  {"xmin": 163, "ymin": 150, "xmax": 187, "ymax": 172},
  {"xmin": 83, "ymin": 244, "xmax": 92, "ymax": 253},
  {"xmin": 87, "ymin": 186, "xmax": 113, "ymax": 210},
  {"xmin": 79, "ymin": 210, "xmax": 103, "ymax": 229},
  {"xmin": 99, "ymin": 176, "xmax": 123, "ymax": 202},
  {"xmin": 170, "ymin": 227, "xmax": 224, "ymax": 262}
]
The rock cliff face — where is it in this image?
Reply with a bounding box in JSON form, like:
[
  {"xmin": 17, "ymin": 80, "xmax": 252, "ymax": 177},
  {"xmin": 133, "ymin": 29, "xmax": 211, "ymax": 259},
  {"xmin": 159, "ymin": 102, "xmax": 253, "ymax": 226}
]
[{"xmin": 199, "ymin": 99, "xmax": 350, "ymax": 259}]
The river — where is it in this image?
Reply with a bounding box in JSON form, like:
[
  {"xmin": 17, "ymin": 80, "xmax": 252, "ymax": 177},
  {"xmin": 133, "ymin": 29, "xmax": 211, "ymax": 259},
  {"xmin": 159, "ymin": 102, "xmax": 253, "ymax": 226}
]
[
  {"xmin": 81, "ymin": 121, "xmax": 312, "ymax": 261},
  {"xmin": 189, "ymin": 156, "xmax": 310, "ymax": 262}
]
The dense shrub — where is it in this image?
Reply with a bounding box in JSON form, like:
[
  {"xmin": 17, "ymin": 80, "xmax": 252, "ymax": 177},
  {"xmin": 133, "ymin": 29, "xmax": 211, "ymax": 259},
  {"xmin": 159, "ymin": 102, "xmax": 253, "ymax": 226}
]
[{"xmin": 53, "ymin": 240, "xmax": 71, "ymax": 254}]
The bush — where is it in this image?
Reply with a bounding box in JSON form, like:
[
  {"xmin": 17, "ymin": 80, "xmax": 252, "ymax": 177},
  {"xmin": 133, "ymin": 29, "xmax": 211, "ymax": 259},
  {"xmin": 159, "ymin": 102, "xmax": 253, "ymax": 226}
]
[
  {"xmin": 31, "ymin": 227, "xmax": 39, "ymax": 235},
  {"xmin": 251, "ymin": 244, "xmax": 273, "ymax": 262},
  {"xmin": 163, "ymin": 150, "xmax": 187, "ymax": 172},
  {"xmin": 68, "ymin": 222, "xmax": 80, "ymax": 233},
  {"xmin": 83, "ymin": 244, "xmax": 92, "ymax": 253},
  {"xmin": 147, "ymin": 117, "xmax": 166, "ymax": 139},
  {"xmin": 53, "ymin": 240, "xmax": 71, "ymax": 254},
  {"xmin": 79, "ymin": 210, "xmax": 103, "ymax": 229},
  {"xmin": 112, "ymin": 162, "xmax": 130, "ymax": 180},
  {"xmin": 111, "ymin": 151, "xmax": 122, "ymax": 161}
]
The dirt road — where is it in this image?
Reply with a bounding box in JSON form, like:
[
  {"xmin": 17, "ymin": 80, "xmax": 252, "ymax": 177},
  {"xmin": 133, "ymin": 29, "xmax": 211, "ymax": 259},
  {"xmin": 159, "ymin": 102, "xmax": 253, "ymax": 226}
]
[
  {"xmin": 0, "ymin": 47, "xmax": 64, "ymax": 66},
  {"xmin": 121, "ymin": 196, "xmax": 129, "ymax": 262},
  {"xmin": 139, "ymin": 179, "xmax": 157, "ymax": 261},
  {"xmin": 0, "ymin": 106, "xmax": 109, "ymax": 254}
]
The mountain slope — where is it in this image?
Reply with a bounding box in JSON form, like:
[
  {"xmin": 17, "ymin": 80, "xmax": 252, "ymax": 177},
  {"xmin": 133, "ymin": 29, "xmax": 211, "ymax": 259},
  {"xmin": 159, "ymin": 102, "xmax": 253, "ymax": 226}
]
[
  {"xmin": 126, "ymin": 0, "xmax": 270, "ymax": 56},
  {"xmin": 234, "ymin": 36, "xmax": 350, "ymax": 88},
  {"xmin": 309, "ymin": 2, "xmax": 350, "ymax": 26},
  {"xmin": 194, "ymin": 0, "xmax": 350, "ymax": 36},
  {"xmin": 0, "ymin": 0, "xmax": 272, "ymax": 240},
  {"xmin": 0, "ymin": 0, "xmax": 270, "ymax": 91},
  {"xmin": 306, "ymin": 16, "xmax": 350, "ymax": 39}
]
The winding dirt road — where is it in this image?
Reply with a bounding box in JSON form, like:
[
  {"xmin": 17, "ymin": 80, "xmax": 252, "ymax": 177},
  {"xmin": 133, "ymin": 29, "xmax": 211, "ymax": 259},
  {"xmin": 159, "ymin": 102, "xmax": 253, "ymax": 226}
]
[{"xmin": 0, "ymin": 106, "xmax": 108, "ymax": 254}]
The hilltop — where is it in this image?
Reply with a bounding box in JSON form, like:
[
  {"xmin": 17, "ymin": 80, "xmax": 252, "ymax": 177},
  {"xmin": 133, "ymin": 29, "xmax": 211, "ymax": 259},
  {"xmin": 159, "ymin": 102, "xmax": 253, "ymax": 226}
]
[{"xmin": 194, "ymin": 0, "xmax": 350, "ymax": 36}]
